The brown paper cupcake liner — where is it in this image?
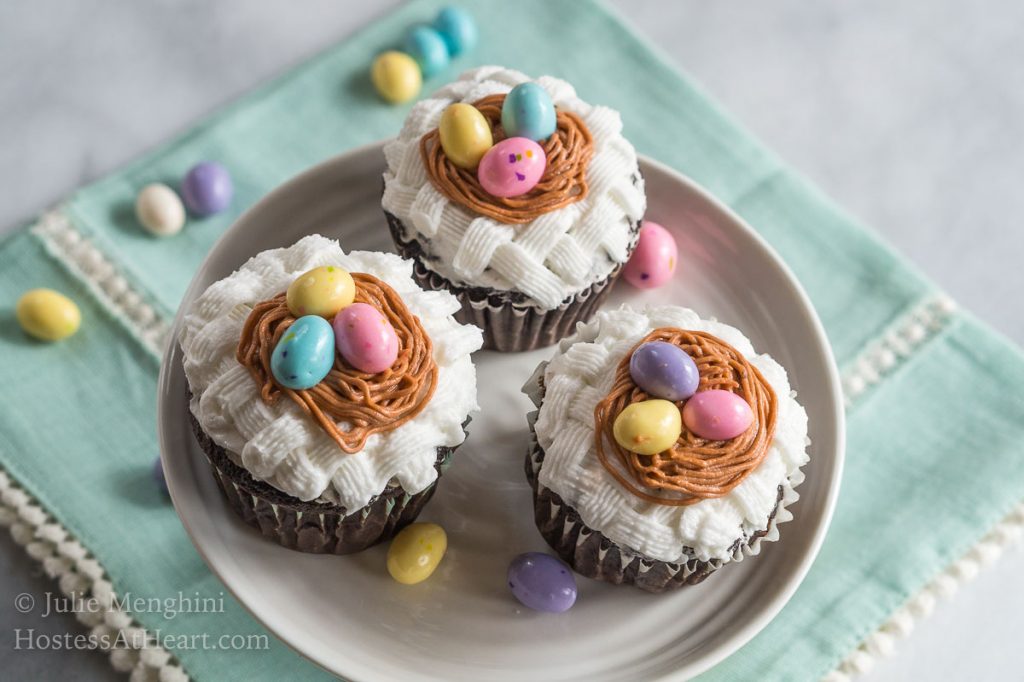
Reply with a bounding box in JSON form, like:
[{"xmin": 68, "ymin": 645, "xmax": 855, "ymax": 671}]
[
  {"xmin": 384, "ymin": 210, "xmax": 639, "ymax": 353},
  {"xmin": 189, "ymin": 411, "xmax": 460, "ymax": 554},
  {"xmin": 523, "ymin": 364, "xmax": 797, "ymax": 593}
]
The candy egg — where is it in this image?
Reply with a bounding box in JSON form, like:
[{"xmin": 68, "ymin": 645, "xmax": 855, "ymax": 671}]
[
  {"xmin": 612, "ymin": 399, "xmax": 682, "ymax": 455},
  {"xmin": 286, "ymin": 266, "xmax": 355, "ymax": 319},
  {"xmin": 622, "ymin": 221, "xmax": 678, "ymax": 289},
  {"xmin": 181, "ymin": 161, "xmax": 233, "ymax": 216},
  {"xmin": 333, "ymin": 303, "xmax": 399, "ymax": 374},
  {"xmin": 16, "ymin": 288, "xmax": 81, "ymax": 342},
  {"xmin": 477, "ymin": 138, "xmax": 546, "ymax": 198},
  {"xmin": 629, "ymin": 341, "xmax": 699, "ymax": 402},
  {"xmin": 387, "ymin": 522, "xmax": 447, "ymax": 585},
  {"xmin": 135, "ymin": 183, "xmax": 185, "ymax": 237},
  {"xmin": 433, "ymin": 6, "xmax": 477, "ymax": 56},
  {"xmin": 404, "ymin": 25, "xmax": 449, "ymax": 78},
  {"xmin": 270, "ymin": 315, "xmax": 335, "ymax": 390},
  {"xmin": 153, "ymin": 457, "xmax": 169, "ymax": 496},
  {"xmin": 371, "ymin": 51, "xmax": 422, "ymax": 104},
  {"xmin": 439, "ymin": 103, "xmax": 493, "ymax": 169},
  {"xmin": 501, "ymin": 82, "xmax": 557, "ymax": 142},
  {"xmin": 507, "ymin": 552, "xmax": 577, "ymax": 613},
  {"xmin": 682, "ymin": 390, "xmax": 754, "ymax": 441}
]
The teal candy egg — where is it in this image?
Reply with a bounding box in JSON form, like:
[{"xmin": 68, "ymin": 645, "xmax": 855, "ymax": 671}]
[
  {"xmin": 433, "ymin": 6, "xmax": 477, "ymax": 56},
  {"xmin": 501, "ymin": 82, "xmax": 556, "ymax": 142},
  {"xmin": 404, "ymin": 25, "xmax": 450, "ymax": 78},
  {"xmin": 271, "ymin": 315, "xmax": 335, "ymax": 390}
]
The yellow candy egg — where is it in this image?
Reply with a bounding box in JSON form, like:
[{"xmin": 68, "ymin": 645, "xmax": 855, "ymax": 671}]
[
  {"xmin": 371, "ymin": 51, "xmax": 422, "ymax": 104},
  {"xmin": 612, "ymin": 399, "xmax": 682, "ymax": 455},
  {"xmin": 387, "ymin": 522, "xmax": 447, "ymax": 585},
  {"xmin": 16, "ymin": 288, "xmax": 81, "ymax": 342},
  {"xmin": 439, "ymin": 103, "xmax": 494, "ymax": 169},
  {"xmin": 286, "ymin": 266, "xmax": 355, "ymax": 319}
]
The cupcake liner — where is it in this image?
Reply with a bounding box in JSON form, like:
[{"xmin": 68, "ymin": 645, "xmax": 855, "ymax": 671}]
[
  {"xmin": 189, "ymin": 411, "xmax": 460, "ymax": 554},
  {"xmin": 385, "ymin": 210, "xmax": 637, "ymax": 352},
  {"xmin": 523, "ymin": 365, "xmax": 798, "ymax": 593}
]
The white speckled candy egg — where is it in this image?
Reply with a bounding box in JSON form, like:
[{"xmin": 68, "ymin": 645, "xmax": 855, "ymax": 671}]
[{"xmin": 135, "ymin": 183, "xmax": 185, "ymax": 237}]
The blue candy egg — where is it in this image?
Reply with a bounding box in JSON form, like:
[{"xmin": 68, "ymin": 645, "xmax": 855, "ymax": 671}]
[
  {"xmin": 270, "ymin": 315, "xmax": 335, "ymax": 390},
  {"xmin": 433, "ymin": 6, "xmax": 477, "ymax": 56},
  {"xmin": 507, "ymin": 552, "xmax": 577, "ymax": 613},
  {"xmin": 629, "ymin": 341, "xmax": 699, "ymax": 402},
  {"xmin": 501, "ymin": 82, "xmax": 556, "ymax": 142},
  {"xmin": 404, "ymin": 25, "xmax": 450, "ymax": 78}
]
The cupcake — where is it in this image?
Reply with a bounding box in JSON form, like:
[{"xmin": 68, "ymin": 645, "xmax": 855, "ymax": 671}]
[
  {"xmin": 523, "ymin": 306, "xmax": 809, "ymax": 592},
  {"xmin": 179, "ymin": 235, "xmax": 482, "ymax": 553},
  {"xmin": 382, "ymin": 66, "xmax": 646, "ymax": 352}
]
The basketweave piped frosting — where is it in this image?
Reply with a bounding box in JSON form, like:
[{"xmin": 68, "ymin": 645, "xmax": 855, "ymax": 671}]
[
  {"xmin": 530, "ymin": 306, "xmax": 810, "ymax": 563},
  {"xmin": 382, "ymin": 66, "xmax": 646, "ymax": 309},
  {"xmin": 179, "ymin": 235, "xmax": 483, "ymax": 510}
]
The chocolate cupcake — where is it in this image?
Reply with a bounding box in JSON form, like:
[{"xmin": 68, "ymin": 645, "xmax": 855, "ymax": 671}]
[
  {"xmin": 523, "ymin": 306, "xmax": 809, "ymax": 592},
  {"xmin": 179, "ymin": 235, "xmax": 482, "ymax": 553},
  {"xmin": 382, "ymin": 66, "xmax": 646, "ymax": 352}
]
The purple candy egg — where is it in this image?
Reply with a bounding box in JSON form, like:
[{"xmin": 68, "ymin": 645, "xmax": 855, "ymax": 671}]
[
  {"xmin": 629, "ymin": 341, "xmax": 699, "ymax": 402},
  {"xmin": 507, "ymin": 552, "xmax": 577, "ymax": 613},
  {"xmin": 181, "ymin": 162, "xmax": 233, "ymax": 216},
  {"xmin": 152, "ymin": 457, "xmax": 169, "ymax": 496},
  {"xmin": 682, "ymin": 389, "xmax": 754, "ymax": 441}
]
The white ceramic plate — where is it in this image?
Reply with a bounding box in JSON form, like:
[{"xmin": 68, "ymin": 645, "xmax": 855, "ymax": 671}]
[{"xmin": 157, "ymin": 142, "xmax": 844, "ymax": 682}]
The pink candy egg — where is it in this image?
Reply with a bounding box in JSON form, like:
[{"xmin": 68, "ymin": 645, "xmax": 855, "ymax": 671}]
[
  {"xmin": 682, "ymin": 389, "xmax": 754, "ymax": 441},
  {"xmin": 622, "ymin": 221, "xmax": 678, "ymax": 289},
  {"xmin": 333, "ymin": 303, "xmax": 399, "ymax": 374},
  {"xmin": 477, "ymin": 137, "xmax": 546, "ymax": 197}
]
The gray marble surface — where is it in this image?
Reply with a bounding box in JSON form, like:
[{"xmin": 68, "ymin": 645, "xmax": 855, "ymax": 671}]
[{"xmin": 1, "ymin": 1, "xmax": 1022, "ymax": 680}]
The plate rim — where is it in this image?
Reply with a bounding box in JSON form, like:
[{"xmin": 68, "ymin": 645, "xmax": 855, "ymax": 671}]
[{"xmin": 157, "ymin": 140, "xmax": 846, "ymax": 681}]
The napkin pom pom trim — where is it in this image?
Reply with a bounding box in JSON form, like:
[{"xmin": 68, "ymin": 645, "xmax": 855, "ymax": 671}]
[
  {"xmin": 0, "ymin": 466, "xmax": 188, "ymax": 680},
  {"xmin": 825, "ymin": 500, "xmax": 1024, "ymax": 681},
  {"xmin": 30, "ymin": 209, "xmax": 171, "ymax": 357}
]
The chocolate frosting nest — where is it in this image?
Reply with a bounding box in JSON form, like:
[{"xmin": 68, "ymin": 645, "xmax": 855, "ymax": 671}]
[
  {"xmin": 419, "ymin": 93, "xmax": 594, "ymax": 224},
  {"xmin": 236, "ymin": 273, "xmax": 438, "ymax": 453},
  {"xmin": 593, "ymin": 328, "xmax": 778, "ymax": 506}
]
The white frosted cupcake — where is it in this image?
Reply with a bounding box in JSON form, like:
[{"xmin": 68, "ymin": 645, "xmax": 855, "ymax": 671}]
[
  {"xmin": 382, "ymin": 66, "xmax": 646, "ymax": 351},
  {"xmin": 179, "ymin": 235, "xmax": 482, "ymax": 553},
  {"xmin": 523, "ymin": 306, "xmax": 809, "ymax": 591}
]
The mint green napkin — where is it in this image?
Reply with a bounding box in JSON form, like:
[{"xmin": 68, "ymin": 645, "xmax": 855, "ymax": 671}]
[{"xmin": 2, "ymin": 1, "xmax": 1023, "ymax": 680}]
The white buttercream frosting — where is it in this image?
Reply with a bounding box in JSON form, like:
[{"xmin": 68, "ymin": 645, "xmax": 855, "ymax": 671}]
[
  {"xmin": 531, "ymin": 306, "xmax": 809, "ymax": 563},
  {"xmin": 382, "ymin": 65, "xmax": 646, "ymax": 310},
  {"xmin": 179, "ymin": 235, "xmax": 483, "ymax": 510}
]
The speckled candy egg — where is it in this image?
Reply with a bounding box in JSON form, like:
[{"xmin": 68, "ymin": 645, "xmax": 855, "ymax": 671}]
[
  {"xmin": 181, "ymin": 161, "xmax": 233, "ymax": 216},
  {"xmin": 433, "ymin": 6, "xmax": 477, "ymax": 56},
  {"xmin": 682, "ymin": 389, "xmax": 754, "ymax": 441},
  {"xmin": 333, "ymin": 303, "xmax": 399, "ymax": 374},
  {"xmin": 630, "ymin": 341, "xmax": 699, "ymax": 402},
  {"xmin": 622, "ymin": 221, "xmax": 678, "ymax": 289},
  {"xmin": 404, "ymin": 25, "xmax": 449, "ymax": 78},
  {"xmin": 507, "ymin": 552, "xmax": 577, "ymax": 613},
  {"xmin": 501, "ymin": 82, "xmax": 557, "ymax": 142},
  {"xmin": 286, "ymin": 266, "xmax": 355, "ymax": 319},
  {"xmin": 439, "ymin": 103, "xmax": 493, "ymax": 169},
  {"xmin": 16, "ymin": 288, "xmax": 81, "ymax": 341},
  {"xmin": 371, "ymin": 51, "xmax": 422, "ymax": 104},
  {"xmin": 477, "ymin": 137, "xmax": 546, "ymax": 198},
  {"xmin": 387, "ymin": 523, "xmax": 447, "ymax": 585},
  {"xmin": 270, "ymin": 315, "xmax": 335, "ymax": 390},
  {"xmin": 135, "ymin": 183, "xmax": 185, "ymax": 237},
  {"xmin": 613, "ymin": 399, "xmax": 682, "ymax": 455}
]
